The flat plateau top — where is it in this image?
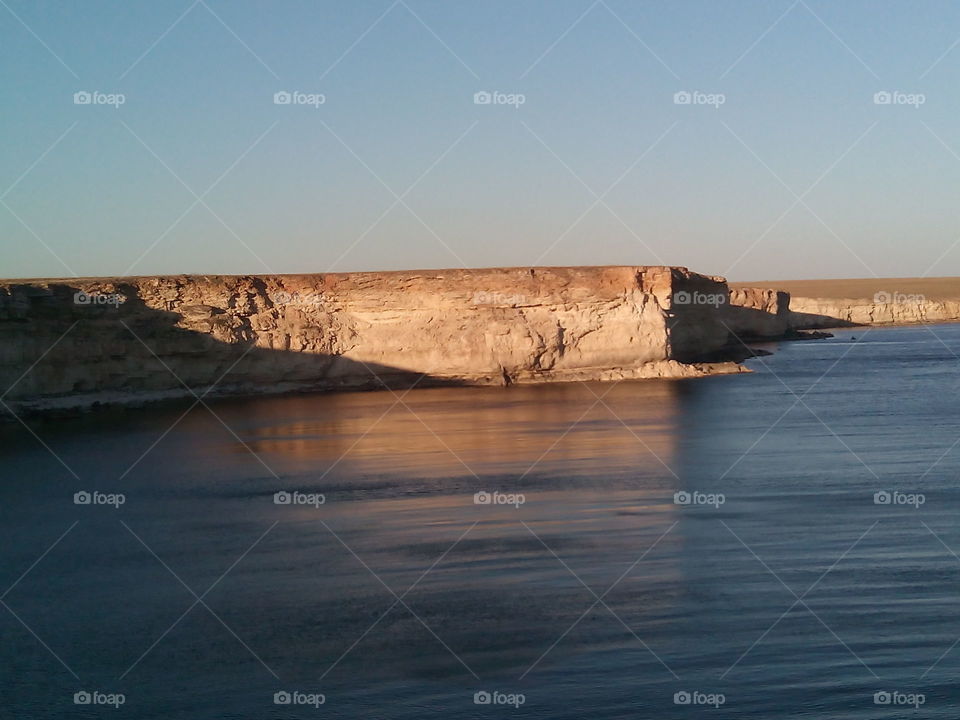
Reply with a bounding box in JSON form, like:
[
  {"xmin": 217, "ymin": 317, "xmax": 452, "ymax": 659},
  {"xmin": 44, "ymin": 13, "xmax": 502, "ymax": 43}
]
[
  {"xmin": 731, "ymin": 277, "xmax": 960, "ymax": 301},
  {"xmin": 0, "ymin": 266, "xmax": 687, "ymax": 285}
]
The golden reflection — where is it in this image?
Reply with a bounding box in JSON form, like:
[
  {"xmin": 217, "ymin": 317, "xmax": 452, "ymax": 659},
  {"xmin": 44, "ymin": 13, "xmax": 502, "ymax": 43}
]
[{"xmin": 240, "ymin": 380, "xmax": 681, "ymax": 479}]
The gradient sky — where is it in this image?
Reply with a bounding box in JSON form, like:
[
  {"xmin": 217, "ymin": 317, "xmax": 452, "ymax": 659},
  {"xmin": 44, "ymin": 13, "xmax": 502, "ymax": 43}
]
[{"xmin": 3, "ymin": 0, "xmax": 960, "ymax": 281}]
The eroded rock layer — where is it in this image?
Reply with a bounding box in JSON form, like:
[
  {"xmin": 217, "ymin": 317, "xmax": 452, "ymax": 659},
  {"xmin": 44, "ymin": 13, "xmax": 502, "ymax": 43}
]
[
  {"xmin": 787, "ymin": 297, "xmax": 960, "ymax": 328},
  {"xmin": 0, "ymin": 266, "xmax": 749, "ymax": 414}
]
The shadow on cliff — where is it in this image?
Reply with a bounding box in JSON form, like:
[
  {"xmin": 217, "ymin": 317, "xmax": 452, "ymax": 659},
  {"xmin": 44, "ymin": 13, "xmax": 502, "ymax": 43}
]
[
  {"xmin": 786, "ymin": 310, "xmax": 862, "ymax": 331},
  {"xmin": 0, "ymin": 282, "xmax": 466, "ymax": 417},
  {"xmin": 722, "ymin": 304, "xmax": 859, "ymax": 340},
  {"xmin": 670, "ymin": 303, "xmax": 859, "ymax": 363}
]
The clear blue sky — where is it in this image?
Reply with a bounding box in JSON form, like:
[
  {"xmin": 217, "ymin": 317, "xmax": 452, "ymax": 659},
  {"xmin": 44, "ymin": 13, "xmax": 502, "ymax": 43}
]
[{"xmin": 3, "ymin": 0, "xmax": 960, "ymax": 281}]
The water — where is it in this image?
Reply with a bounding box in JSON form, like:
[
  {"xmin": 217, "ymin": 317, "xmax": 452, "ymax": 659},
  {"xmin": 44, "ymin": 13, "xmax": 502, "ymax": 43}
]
[{"xmin": 3, "ymin": 324, "xmax": 960, "ymax": 718}]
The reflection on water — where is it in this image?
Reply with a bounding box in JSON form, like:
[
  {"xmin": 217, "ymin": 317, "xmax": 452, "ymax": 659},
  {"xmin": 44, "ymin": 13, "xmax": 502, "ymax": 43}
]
[
  {"xmin": 238, "ymin": 381, "xmax": 682, "ymax": 479},
  {"xmin": 5, "ymin": 325, "xmax": 960, "ymax": 718}
]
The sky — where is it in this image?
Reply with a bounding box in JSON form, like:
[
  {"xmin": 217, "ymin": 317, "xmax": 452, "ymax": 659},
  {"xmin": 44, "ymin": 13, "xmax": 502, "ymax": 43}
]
[{"xmin": 3, "ymin": 0, "xmax": 960, "ymax": 281}]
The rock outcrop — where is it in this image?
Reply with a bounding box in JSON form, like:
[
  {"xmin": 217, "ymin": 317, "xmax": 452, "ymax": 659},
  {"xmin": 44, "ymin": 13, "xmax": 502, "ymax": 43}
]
[
  {"xmin": 729, "ymin": 279, "xmax": 960, "ymax": 330},
  {"xmin": 721, "ymin": 288, "xmax": 791, "ymax": 340},
  {"xmin": 787, "ymin": 297, "xmax": 960, "ymax": 329},
  {"xmin": 0, "ymin": 267, "xmax": 752, "ymax": 415}
]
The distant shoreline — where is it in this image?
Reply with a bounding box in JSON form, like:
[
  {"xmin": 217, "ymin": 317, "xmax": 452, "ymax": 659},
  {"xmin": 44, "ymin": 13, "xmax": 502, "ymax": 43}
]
[
  {"xmin": 3, "ymin": 269, "xmax": 960, "ymax": 419},
  {"xmin": 731, "ymin": 277, "xmax": 960, "ymax": 302}
]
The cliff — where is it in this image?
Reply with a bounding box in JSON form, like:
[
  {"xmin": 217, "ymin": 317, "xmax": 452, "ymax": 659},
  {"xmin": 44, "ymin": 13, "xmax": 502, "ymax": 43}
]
[
  {"xmin": 720, "ymin": 288, "xmax": 791, "ymax": 340},
  {"xmin": 730, "ymin": 278, "xmax": 960, "ymax": 330},
  {"xmin": 787, "ymin": 297, "xmax": 960, "ymax": 328},
  {"xmin": 0, "ymin": 266, "xmax": 754, "ymax": 415}
]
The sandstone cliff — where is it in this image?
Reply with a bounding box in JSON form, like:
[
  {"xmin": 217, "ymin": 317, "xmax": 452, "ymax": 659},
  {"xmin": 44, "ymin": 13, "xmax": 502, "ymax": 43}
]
[
  {"xmin": 787, "ymin": 296, "xmax": 960, "ymax": 328},
  {"xmin": 0, "ymin": 267, "xmax": 751, "ymax": 415},
  {"xmin": 720, "ymin": 288, "xmax": 791, "ymax": 340},
  {"xmin": 730, "ymin": 278, "xmax": 960, "ymax": 330}
]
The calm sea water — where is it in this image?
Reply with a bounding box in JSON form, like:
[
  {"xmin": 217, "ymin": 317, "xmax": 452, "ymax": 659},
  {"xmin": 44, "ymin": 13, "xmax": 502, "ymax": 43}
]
[{"xmin": 4, "ymin": 324, "xmax": 960, "ymax": 718}]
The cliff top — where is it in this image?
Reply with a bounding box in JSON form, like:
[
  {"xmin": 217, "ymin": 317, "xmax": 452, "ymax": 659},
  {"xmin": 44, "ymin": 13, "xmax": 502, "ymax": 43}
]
[
  {"xmin": 731, "ymin": 277, "xmax": 960, "ymax": 301},
  {"xmin": 1, "ymin": 265, "xmax": 704, "ymax": 285}
]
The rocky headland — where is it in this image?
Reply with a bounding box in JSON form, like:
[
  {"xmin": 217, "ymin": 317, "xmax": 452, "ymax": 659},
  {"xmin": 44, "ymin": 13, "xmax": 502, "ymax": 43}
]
[
  {"xmin": 731, "ymin": 278, "xmax": 960, "ymax": 329},
  {"xmin": 3, "ymin": 269, "xmax": 957, "ymax": 417}
]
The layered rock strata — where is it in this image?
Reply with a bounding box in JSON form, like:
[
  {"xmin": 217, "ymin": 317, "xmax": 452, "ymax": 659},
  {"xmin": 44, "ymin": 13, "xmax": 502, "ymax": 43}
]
[
  {"xmin": 787, "ymin": 297, "xmax": 960, "ymax": 328},
  {"xmin": 1, "ymin": 267, "xmax": 751, "ymax": 414},
  {"xmin": 730, "ymin": 279, "xmax": 960, "ymax": 330}
]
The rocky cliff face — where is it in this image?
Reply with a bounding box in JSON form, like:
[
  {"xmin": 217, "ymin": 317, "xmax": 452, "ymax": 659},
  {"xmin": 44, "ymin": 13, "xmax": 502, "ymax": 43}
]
[
  {"xmin": 788, "ymin": 296, "xmax": 960, "ymax": 328},
  {"xmin": 721, "ymin": 288, "xmax": 791, "ymax": 340},
  {"xmin": 0, "ymin": 266, "xmax": 749, "ymax": 414}
]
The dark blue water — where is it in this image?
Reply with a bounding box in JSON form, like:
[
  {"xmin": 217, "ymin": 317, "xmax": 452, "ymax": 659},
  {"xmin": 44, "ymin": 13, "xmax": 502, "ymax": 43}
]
[{"xmin": 3, "ymin": 324, "xmax": 960, "ymax": 718}]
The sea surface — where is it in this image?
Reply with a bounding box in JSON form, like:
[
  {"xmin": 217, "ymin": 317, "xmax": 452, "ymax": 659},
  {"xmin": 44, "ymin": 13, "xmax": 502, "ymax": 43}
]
[{"xmin": 3, "ymin": 324, "xmax": 960, "ymax": 718}]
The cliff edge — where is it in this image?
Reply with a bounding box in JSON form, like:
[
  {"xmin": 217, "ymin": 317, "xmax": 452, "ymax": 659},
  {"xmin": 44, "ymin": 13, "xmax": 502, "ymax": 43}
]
[
  {"xmin": 1, "ymin": 266, "xmax": 758, "ymax": 415},
  {"xmin": 731, "ymin": 278, "xmax": 960, "ymax": 329}
]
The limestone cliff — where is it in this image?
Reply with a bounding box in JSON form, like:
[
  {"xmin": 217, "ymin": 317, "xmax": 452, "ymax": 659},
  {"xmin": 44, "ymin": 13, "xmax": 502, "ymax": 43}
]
[
  {"xmin": 720, "ymin": 288, "xmax": 791, "ymax": 340},
  {"xmin": 730, "ymin": 279, "xmax": 960, "ymax": 330},
  {"xmin": 787, "ymin": 297, "xmax": 960, "ymax": 328},
  {"xmin": 0, "ymin": 266, "xmax": 748, "ymax": 415}
]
